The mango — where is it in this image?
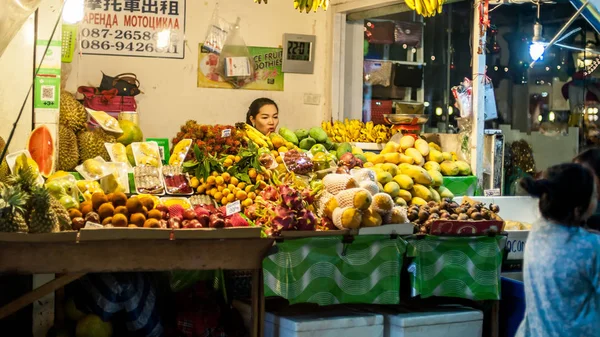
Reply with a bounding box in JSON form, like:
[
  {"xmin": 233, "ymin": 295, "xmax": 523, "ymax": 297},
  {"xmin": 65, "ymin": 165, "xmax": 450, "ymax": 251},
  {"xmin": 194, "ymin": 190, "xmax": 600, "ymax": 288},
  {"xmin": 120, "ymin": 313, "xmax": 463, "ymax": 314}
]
[
  {"xmin": 364, "ymin": 152, "xmax": 376, "ymax": 162},
  {"xmin": 309, "ymin": 127, "xmax": 328, "ymax": 143},
  {"xmin": 381, "ymin": 163, "xmax": 399, "ymax": 176},
  {"xmin": 384, "ymin": 181, "xmax": 401, "ymax": 198},
  {"xmin": 428, "ymin": 169, "xmax": 444, "ymax": 187},
  {"xmin": 429, "ymin": 187, "xmax": 441, "ymax": 202},
  {"xmin": 394, "ymin": 197, "xmax": 408, "ymax": 207},
  {"xmin": 411, "ymin": 184, "xmax": 432, "ymax": 201},
  {"xmin": 411, "ymin": 197, "xmax": 428, "ymax": 206},
  {"xmin": 369, "ymin": 154, "xmax": 385, "ymax": 164},
  {"xmin": 423, "ymin": 161, "xmax": 441, "ymax": 172},
  {"xmin": 399, "ymin": 154, "xmax": 415, "ymax": 164},
  {"xmin": 355, "ymin": 154, "xmax": 367, "ymax": 164},
  {"xmin": 376, "ymin": 171, "xmax": 393, "ymax": 185},
  {"xmin": 299, "ymin": 137, "xmax": 316, "ymax": 150},
  {"xmin": 399, "ymin": 163, "xmax": 412, "ymax": 172},
  {"xmin": 363, "ymin": 162, "xmax": 374, "ymax": 168},
  {"xmin": 437, "ymin": 185, "xmax": 455, "ymax": 199},
  {"xmin": 352, "ymin": 146, "xmax": 363, "ymax": 155},
  {"xmin": 393, "ymin": 174, "xmax": 414, "ymax": 190},
  {"xmin": 383, "ymin": 152, "xmax": 401, "ymax": 164},
  {"xmin": 294, "ymin": 128, "xmax": 309, "ymax": 141},
  {"xmin": 269, "ymin": 133, "xmax": 286, "ymax": 149},
  {"xmin": 405, "ymin": 148, "xmax": 424, "ymax": 166},
  {"xmin": 323, "ymin": 138, "xmax": 335, "ymax": 150},
  {"xmin": 455, "ymin": 160, "xmax": 472, "ymax": 176},
  {"xmin": 428, "ymin": 142, "xmax": 441, "ymax": 152},
  {"xmin": 361, "ymin": 208, "xmax": 382, "ymax": 227},
  {"xmin": 279, "ymin": 127, "xmax": 299, "ymax": 145},
  {"xmin": 440, "ymin": 161, "xmax": 459, "ymax": 176},
  {"xmin": 428, "ymin": 149, "xmax": 444, "ymax": 163},
  {"xmin": 398, "ymin": 189, "xmax": 412, "ymax": 202},
  {"xmin": 442, "ymin": 152, "xmax": 453, "ymax": 161},
  {"xmin": 401, "ymin": 164, "xmax": 433, "ymax": 186},
  {"xmin": 414, "ymin": 139, "xmax": 430, "ymax": 157},
  {"xmin": 380, "ymin": 141, "xmax": 400, "ymax": 154},
  {"xmin": 399, "ymin": 135, "xmax": 415, "ymax": 151}
]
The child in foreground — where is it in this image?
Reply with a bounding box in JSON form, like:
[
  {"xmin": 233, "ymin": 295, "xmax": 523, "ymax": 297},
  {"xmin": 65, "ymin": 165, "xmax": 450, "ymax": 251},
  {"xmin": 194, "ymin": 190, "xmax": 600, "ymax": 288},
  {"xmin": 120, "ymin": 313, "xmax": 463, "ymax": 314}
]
[{"xmin": 516, "ymin": 163, "xmax": 600, "ymax": 337}]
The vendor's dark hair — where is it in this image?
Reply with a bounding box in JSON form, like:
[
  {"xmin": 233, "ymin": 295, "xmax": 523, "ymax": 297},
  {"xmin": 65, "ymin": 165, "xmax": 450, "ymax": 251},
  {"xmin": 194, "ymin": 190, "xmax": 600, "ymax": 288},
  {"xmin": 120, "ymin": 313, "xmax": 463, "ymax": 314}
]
[
  {"xmin": 520, "ymin": 163, "xmax": 595, "ymax": 226},
  {"xmin": 574, "ymin": 147, "xmax": 600, "ymax": 178},
  {"xmin": 246, "ymin": 98, "xmax": 278, "ymax": 125}
]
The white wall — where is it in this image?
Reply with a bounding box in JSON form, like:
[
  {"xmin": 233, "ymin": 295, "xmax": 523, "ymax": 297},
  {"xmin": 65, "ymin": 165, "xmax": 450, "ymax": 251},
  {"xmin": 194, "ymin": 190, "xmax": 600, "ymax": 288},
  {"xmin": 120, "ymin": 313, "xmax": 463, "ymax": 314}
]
[
  {"xmin": 64, "ymin": 0, "xmax": 328, "ymax": 139},
  {"xmin": 0, "ymin": 15, "xmax": 35, "ymax": 152}
]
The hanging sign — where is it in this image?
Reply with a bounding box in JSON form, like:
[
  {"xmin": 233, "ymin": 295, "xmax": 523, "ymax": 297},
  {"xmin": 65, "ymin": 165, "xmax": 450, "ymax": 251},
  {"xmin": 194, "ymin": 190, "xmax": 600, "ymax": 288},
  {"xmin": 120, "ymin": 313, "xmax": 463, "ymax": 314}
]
[{"xmin": 80, "ymin": 0, "xmax": 186, "ymax": 59}]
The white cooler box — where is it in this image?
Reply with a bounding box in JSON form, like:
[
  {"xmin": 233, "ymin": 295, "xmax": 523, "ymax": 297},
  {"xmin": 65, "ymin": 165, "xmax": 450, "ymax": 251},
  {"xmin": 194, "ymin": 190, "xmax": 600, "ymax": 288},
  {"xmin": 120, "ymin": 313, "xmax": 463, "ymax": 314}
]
[
  {"xmin": 264, "ymin": 308, "xmax": 384, "ymax": 337},
  {"xmin": 382, "ymin": 305, "xmax": 483, "ymax": 337}
]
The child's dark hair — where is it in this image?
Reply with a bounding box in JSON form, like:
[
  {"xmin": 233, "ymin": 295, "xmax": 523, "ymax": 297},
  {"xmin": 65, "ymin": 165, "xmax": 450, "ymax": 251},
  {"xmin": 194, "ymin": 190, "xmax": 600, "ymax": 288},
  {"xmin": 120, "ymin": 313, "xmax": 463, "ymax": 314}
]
[
  {"xmin": 520, "ymin": 163, "xmax": 595, "ymax": 226},
  {"xmin": 574, "ymin": 147, "xmax": 600, "ymax": 179},
  {"xmin": 246, "ymin": 98, "xmax": 278, "ymax": 125}
]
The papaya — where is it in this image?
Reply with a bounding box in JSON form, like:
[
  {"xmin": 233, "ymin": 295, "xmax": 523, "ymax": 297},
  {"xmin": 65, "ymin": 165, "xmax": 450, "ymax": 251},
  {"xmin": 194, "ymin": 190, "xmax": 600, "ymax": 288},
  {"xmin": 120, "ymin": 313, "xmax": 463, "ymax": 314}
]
[
  {"xmin": 336, "ymin": 142, "xmax": 352, "ymax": 160},
  {"xmin": 309, "ymin": 127, "xmax": 328, "ymax": 143},
  {"xmin": 294, "ymin": 128, "xmax": 309, "ymax": 141},
  {"xmin": 27, "ymin": 125, "xmax": 55, "ymax": 177},
  {"xmin": 299, "ymin": 137, "xmax": 316, "ymax": 150},
  {"xmin": 278, "ymin": 127, "xmax": 299, "ymax": 145}
]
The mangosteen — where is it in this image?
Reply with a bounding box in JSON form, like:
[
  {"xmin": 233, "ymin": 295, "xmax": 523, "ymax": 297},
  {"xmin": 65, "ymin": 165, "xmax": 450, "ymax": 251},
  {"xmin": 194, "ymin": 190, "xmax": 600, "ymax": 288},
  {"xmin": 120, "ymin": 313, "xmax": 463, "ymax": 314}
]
[
  {"xmin": 471, "ymin": 212, "xmax": 483, "ymax": 220},
  {"xmin": 490, "ymin": 204, "xmax": 500, "ymax": 213},
  {"xmin": 457, "ymin": 214, "xmax": 469, "ymax": 221}
]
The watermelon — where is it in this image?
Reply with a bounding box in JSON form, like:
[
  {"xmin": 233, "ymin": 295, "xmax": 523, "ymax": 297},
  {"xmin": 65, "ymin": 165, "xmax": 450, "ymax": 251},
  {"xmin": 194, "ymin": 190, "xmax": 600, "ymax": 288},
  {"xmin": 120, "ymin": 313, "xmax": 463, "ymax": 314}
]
[{"xmin": 27, "ymin": 125, "xmax": 55, "ymax": 178}]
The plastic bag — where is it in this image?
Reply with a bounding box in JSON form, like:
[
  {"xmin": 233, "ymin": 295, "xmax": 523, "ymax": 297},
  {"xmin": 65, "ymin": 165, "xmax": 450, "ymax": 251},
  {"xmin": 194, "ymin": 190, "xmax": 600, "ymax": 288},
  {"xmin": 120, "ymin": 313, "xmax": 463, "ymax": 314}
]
[
  {"xmin": 217, "ymin": 18, "xmax": 255, "ymax": 88},
  {"xmin": 201, "ymin": 4, "xmax": 231, "ymax": 54},
  {"xmin": 451, "ymin": 78, "xmax": 473, "ymax": 118},
  {"xmin": 281, "ymin": 150, "xmax": 313, "ymax": 175}
]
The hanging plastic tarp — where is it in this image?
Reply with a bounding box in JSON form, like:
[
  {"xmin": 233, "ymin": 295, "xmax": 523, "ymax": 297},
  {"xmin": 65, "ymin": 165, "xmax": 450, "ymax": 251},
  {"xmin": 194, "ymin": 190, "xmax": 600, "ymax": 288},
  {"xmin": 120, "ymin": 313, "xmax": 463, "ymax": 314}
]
[
  {"xmin": 569, "ymin": 0, "xmax": 600, "ymax": 34},
  {"xmin": 0, "ymin": 0, "xmax": 43, "ymax": 58}
]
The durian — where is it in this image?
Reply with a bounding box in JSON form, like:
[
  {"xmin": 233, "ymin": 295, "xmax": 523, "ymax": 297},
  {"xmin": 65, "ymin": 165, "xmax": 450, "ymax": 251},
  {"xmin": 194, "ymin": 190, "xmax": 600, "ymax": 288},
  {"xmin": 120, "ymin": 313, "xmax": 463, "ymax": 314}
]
[
  {"xmin": 59, "ymin": 91, "xmax": 87, "ymax": 132},
  {"xmin": 57, "ymin": 124, "xmax": 79, "ymax": 171},
  {"xmin": 78, "ymin": 128, "xmax": 115, "ymax": 162}
]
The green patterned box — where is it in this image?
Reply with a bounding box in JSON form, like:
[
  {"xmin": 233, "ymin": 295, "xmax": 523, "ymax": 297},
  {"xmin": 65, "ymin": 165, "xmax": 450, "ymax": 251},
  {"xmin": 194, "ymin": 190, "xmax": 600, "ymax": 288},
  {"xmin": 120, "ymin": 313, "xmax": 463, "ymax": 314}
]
[
  {"xmin": 407, "ymin": 235, "xmax": 505, "ymax": 300},
  {"xmin": 263, "ymin": 235, "xmax": 407, "ymax": 306},
  {"xmin": 443, "ymin": 176, "xmax": 478, "ymax": 196}
]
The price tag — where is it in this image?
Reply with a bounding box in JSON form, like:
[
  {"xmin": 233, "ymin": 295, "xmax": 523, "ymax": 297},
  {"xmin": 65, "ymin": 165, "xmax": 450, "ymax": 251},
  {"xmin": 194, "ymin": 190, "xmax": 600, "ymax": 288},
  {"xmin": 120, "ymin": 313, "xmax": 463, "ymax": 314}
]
[
  {"xmin": 484, "ymin": 188, "xmax": 501, "ymax": 197},
  {"xmin": 221, "ymin": 129, "xmax": 231, "ymax": 138},
  {"xmin": 226, "ymin": 200, "xmax": 241, "ymax": 216},
  {"xmin": 84, "ymin": 221, "xmax": 104, "ymax": 229}
]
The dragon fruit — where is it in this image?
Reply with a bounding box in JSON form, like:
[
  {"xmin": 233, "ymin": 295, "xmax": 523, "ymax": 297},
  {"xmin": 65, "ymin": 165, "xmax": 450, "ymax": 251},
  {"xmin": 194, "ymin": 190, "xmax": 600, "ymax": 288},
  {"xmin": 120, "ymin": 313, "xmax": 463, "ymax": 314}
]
[
  {"xmin": 273, "ymin": 215, "xmax": 295, "ymax": 231},
  {"xmin": 260, "ymin": 185, "xmax": 280, "ymax": 202},
  {"xmin": 279, "ymin": 185, "xmax": 303, "ymax": 210},
  {"xmin": 244, "ymin": 203, "xmax": 259, "ymax": 220},
  {"xmin": 296, "ymin": 209, "xmax": 317, "ymax": 231},
  {"xmin": 194, "ymin": 205, "xmax": 210, "ymax": 218}
]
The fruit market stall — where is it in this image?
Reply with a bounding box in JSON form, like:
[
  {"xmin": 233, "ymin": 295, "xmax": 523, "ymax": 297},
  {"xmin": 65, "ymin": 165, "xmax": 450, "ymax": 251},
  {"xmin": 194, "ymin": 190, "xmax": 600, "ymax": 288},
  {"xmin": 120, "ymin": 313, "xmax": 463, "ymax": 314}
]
[{"xmin": 0, "ymin": 93, "xmax": 511, "ymax": 336}]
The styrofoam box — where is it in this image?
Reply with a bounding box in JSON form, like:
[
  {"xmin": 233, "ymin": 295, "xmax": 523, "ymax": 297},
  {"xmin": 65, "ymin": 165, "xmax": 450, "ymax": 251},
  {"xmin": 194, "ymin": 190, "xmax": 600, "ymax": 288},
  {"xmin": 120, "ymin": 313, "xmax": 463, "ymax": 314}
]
[
  {"xmin": 383, "ymin": 306, "xmax": 483, "ymax": 337},
  {"xmin": 264, "ymin": 309, "xmax": 384, "ymax": 337}
]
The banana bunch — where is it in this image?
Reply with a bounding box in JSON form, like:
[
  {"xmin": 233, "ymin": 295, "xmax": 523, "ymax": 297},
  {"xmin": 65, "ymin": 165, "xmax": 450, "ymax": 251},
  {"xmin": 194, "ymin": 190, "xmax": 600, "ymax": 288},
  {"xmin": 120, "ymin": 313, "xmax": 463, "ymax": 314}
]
[
  {"xmin": 242, "ymin": 123, "xmax": 274, "ymax": 149},
  {"xmin": 294, "ymin": 0, "xmax": 329, "ymax": 13},
  {"xmin": 406, "ymin": 0, "xmax": 444, "ymax": 17},
  {"xmin": 321, "ymin": 119, "xmax": 400, "ymax": 143}
]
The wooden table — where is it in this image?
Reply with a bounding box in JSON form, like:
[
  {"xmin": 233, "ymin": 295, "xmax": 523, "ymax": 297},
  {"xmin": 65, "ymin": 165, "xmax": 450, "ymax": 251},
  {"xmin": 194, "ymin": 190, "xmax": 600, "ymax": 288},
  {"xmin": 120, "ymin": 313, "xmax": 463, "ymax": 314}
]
[{"xmin": 0, "ymin": 236, "xmax": 275, "ymax": 337}]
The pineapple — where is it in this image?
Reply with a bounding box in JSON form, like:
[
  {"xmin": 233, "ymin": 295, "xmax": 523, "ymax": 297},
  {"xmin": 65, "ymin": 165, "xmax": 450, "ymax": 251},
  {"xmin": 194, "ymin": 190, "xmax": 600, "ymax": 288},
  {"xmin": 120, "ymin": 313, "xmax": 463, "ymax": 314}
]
[
  {"xmin": 50, "ymin": 196, "xmax": 72, "ymax": 231},
  {"xmin": 0, "ymin": 183, "xmax": 29, "ymax": 232},
  {"xmin": 9, "ymin": 163, "xmax": 39, "ymax": 197},
  {"xmin": 28, "ymin": 187, "xmax": 59, "ymax": 233}
]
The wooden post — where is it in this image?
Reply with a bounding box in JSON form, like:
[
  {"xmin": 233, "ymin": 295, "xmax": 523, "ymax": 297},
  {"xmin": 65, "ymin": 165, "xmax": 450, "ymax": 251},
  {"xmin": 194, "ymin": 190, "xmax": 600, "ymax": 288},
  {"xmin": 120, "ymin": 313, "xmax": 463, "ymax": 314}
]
[{"xmin": 471, "ymin": 0, "xmax": 487, "ymax": 187}]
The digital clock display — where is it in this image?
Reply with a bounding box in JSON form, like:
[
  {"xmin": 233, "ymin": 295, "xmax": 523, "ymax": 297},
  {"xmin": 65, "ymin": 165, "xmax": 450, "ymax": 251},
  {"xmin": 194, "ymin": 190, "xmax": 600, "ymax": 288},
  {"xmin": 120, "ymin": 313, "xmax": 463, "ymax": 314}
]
[{"xmin": 287, "ymin": 41, "xmax": 311, "ymax": 61}]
